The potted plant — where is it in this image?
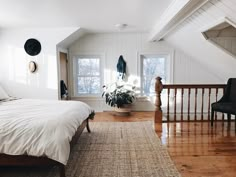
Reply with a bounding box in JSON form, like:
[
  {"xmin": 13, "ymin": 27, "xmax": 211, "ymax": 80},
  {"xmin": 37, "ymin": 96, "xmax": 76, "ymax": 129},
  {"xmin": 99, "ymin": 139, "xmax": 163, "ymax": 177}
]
[{"xmin": 102, "ymin": 82, "xmax": 136, "ymax": 115}]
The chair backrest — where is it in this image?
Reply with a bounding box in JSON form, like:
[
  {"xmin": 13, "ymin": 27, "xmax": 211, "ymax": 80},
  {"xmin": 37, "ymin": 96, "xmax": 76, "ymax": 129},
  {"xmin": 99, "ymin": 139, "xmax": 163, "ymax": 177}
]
[{"xmin": 226, "ymin": 78, "xmax": 236, "ymax": 102}]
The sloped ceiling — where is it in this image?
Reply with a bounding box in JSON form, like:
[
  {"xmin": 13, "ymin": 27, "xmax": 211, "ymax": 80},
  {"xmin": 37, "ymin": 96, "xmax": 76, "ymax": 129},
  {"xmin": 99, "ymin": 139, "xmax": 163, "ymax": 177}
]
[
  {"xmin": 0, "ymin": 0, "xmax": 173, "ymax": 33},
  {"xmin": 0, "ymin": 0, "xmax": 173, "ymax": 48},
  {"xmin": 1, "ymin": 0, "xmax": 236, "ymax": 83},
  {"xmin": 164, "ymin": 0, "xmax": 236, "ymax": 82},
  {"xmin": 57, "ymin": 28, "xmax": 86, "ymax": 48},
  {"xmin": 149, "ymin": 0, "xmax": 209, "ymax": 41}
]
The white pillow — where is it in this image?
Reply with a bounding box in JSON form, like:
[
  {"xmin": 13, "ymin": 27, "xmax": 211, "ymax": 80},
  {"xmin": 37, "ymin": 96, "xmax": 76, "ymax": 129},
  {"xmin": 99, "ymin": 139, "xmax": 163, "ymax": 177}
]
[{"xmin": 0, "ymin": 85, "xmax": 9, "ymax": 100}]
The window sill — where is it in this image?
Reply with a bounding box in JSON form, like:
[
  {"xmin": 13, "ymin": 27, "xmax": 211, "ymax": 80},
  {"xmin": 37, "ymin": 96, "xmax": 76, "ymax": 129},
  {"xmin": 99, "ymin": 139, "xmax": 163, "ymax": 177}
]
[
  {"xmin": 71, "ymin": 95, "xmax": 154, "ymax": 102},
  {"xmin": 71, "ymin": 96, "xmax": 104, "ymax": 101},
  {"xmin": 136, "ymin": 96, "xmax": 155, "ymax": 102}
]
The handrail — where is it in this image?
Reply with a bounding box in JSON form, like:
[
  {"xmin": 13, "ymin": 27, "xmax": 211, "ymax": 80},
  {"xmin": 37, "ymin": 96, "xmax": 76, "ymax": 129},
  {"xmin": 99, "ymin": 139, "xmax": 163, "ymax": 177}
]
[
  {"xmin": 154, "ymin": 77, "xmax": 226, "ymax": 123},
  {"xmin": 163, "ymin": 84, "xmax": 226, "ymax": 89}
]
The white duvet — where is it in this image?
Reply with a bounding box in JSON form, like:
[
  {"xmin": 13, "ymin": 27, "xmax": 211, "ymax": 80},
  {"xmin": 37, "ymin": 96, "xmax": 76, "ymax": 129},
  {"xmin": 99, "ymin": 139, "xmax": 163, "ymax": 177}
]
[{"xmin": 0, "ymin": 99, "xmax": 93, "ymax": 165}]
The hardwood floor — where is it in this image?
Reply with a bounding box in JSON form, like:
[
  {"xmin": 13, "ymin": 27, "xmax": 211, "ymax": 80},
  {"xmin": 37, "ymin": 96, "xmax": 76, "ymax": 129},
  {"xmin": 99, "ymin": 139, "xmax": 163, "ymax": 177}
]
[{"xmin": 92, "ymin": 112, "xmax": 236, "ymax": 177}]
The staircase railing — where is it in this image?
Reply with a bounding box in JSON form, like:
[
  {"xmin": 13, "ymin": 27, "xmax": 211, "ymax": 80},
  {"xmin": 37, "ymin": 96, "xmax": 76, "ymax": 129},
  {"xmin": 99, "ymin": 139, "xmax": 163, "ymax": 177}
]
[{"xmin": 154, "ymin": 77, "xmax": 226, "ymax": 123}]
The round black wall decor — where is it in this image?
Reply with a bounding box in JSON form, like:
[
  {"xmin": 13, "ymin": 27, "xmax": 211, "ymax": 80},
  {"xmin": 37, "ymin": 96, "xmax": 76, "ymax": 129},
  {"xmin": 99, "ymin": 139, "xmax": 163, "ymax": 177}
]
[{"xmin": 24, "ymin": 38, "xmax": 41, "ymax": 56}]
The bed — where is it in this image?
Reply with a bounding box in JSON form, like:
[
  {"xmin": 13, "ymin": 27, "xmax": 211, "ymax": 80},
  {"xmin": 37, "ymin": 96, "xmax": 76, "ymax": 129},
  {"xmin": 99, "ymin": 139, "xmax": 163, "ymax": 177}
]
[{"xmin": 0, "ymin": 98, "xmax": 94, "ymax": 177}]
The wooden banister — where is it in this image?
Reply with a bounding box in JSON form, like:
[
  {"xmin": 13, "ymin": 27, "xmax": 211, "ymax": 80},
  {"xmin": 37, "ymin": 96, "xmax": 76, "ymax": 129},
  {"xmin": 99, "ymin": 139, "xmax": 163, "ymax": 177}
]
[
  {"xmin": 154, "ymin": 77, "xmax": 226, "ymax": 123},
  {"xmin": 154, "ymin": 77, "xmax": 163, "ymax": 123},
  {"xmin": 162, "ymin": 84, "xmax": 225, "ymax": 89}
]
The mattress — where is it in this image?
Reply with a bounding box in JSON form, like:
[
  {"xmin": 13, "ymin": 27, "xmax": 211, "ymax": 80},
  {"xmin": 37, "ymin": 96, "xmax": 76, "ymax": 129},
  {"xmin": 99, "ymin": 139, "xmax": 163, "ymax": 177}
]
[{"xmin": 0, "ymin": 99, "xmax": 93, "ymax": 165}]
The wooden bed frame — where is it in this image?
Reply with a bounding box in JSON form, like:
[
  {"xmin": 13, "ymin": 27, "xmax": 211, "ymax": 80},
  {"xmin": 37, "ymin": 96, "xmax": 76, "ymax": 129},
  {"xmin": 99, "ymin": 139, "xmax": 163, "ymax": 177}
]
[{"xmin": 0, "ymin": 112, "xmax": 94, "ymax": 177}]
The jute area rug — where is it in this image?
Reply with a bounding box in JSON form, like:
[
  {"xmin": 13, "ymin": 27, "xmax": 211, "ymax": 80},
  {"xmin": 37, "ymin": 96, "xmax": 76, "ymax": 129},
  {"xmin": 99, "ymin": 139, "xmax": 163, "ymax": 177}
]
[{"xmin": 0, "ymin": 121, "xmax": 181, "ymax": 177}]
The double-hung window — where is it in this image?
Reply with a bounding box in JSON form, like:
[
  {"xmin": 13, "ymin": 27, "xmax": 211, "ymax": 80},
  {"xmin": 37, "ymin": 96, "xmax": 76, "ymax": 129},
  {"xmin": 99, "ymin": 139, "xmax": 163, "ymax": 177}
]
[
  {"xmin": 73, "ymin": 55, "xmax": 102, "ymax": 96},
  {"xmin": 140, "ymin": 54, "xmax": 171, "ymax": 96}
]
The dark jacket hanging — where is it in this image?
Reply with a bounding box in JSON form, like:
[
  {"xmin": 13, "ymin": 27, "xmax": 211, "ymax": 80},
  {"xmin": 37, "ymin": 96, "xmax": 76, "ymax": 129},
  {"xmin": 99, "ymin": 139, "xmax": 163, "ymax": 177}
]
[
  {"xmin": 116, "ymin": 55, "xmax": 126, "ymax": 80},
  {"xmin": 60, "ymin": 80, "xmax": 68, "ymax": 98}
]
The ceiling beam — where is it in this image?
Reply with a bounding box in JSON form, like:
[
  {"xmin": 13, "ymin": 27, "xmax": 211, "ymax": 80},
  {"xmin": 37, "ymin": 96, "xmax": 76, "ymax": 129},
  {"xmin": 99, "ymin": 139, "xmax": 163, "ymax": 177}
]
[{"xmin": 149, "ymin": 0, "xmax": 209, "ymax": 42}]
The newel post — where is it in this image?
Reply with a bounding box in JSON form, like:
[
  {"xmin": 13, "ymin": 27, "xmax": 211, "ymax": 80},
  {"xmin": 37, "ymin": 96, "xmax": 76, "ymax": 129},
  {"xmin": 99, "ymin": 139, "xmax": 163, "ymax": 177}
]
[{"xmin": 154, "ymin": 76, "xmax": 163, "ymax": 123}]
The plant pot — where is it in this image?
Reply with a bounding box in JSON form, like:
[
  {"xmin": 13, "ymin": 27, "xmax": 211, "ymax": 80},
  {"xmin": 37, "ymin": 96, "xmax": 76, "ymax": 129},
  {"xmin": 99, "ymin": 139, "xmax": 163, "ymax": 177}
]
[{"xmin": 114, "ymin": 104, "xmax": 132, "ymax": 116}]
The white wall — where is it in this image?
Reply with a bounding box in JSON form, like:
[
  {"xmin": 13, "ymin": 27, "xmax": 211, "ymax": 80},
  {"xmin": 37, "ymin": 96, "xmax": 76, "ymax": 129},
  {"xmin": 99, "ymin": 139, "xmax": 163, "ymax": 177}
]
[
  {"xmin": 0, "ymin": 27, "xmax": 77, "ymax": 99},
  {"xmin": 69, "ymin": 32, "xmax": 221, "ymax": 111},
  {"xmin": 173, "ymin": 48, "xmax": 223, "ymax": 83},
  {"xmin": 165, "ymin": 0, "xmax": 236, "ymax": 82},
  {"xmin": 0, "ymin": 26, "xmax": 227, "ymax": 112}
]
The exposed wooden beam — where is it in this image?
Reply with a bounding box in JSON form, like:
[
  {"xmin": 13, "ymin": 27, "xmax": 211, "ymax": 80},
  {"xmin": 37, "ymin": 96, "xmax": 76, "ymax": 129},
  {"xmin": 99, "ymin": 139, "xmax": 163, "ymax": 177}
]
[{"xmin": 149, "ymin": 0, "xmax": 209, "ymax": 42}]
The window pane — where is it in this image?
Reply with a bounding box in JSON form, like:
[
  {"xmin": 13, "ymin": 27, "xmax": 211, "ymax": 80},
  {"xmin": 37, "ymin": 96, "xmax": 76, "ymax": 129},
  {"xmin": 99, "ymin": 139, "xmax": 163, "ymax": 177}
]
[
  {"xmin": 143, "ymin": 57, "xmax": 165, "ymax": 77},
  {"xmin": 142, "ymin": 77, "xmax": 158, "ymax": 96},
  {"xmin": 142, "ymin": 56, "xmax": 166, "ymax": 96},
  {"xmin": 77, "ymin": 77, "xmax": 100, "ymax": 94},
  {"xmin": 78, "ymin": 58, "xmax": 99, "ymax": 76}
]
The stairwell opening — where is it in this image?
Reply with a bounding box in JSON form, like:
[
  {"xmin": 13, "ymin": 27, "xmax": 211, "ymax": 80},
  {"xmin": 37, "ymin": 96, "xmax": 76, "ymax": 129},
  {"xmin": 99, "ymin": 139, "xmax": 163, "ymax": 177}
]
[{"xmin": 202, "ymin": 17, "xmax": 236, "ymax": 57}]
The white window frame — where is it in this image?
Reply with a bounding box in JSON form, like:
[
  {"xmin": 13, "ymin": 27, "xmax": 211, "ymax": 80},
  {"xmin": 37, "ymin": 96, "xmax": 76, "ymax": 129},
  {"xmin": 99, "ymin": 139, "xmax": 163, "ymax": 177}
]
[
  {"xmin": 138, "ymin": 52, "xmax": 173, "ymax": 96},
  {"xmin": 72, "ymin": 54, "xmax": 104, "ymax": 97}
]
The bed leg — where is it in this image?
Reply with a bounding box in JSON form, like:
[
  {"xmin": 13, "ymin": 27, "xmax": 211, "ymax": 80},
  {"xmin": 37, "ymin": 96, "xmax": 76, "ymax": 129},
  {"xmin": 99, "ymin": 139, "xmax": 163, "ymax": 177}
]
[
  {"xmin": 86, "ymin": 119, "xmax": 91, "ymax": 133},
  {"xmin": 59, "ymin": 164, "xmax": 66, "ymax": 177}
]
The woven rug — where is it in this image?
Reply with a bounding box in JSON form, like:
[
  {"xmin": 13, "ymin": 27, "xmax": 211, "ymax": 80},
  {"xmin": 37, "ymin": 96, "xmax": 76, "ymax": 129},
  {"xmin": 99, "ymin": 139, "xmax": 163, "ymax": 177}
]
[{"xmin": 0, "ymin": 121, "xmax": 181, "ymax": 177}]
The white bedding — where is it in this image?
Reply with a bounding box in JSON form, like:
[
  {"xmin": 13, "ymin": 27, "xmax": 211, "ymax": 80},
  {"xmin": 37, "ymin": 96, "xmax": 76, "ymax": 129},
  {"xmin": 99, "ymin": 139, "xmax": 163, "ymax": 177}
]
[{"xmin": 0, "ymin": 99, "xmax": 93, "ymax": 165}]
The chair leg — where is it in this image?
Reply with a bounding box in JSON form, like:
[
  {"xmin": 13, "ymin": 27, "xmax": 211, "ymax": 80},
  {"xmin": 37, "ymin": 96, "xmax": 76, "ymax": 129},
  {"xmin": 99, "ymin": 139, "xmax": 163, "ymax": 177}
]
[
  {"xmin": 227, "ymin": 113, "xmax": 231, "ymax": 123},
  {"xmin": 235, "ymin": 115, "xmax": 236, "ymax": 131},
  {"xmin": 211, "ymin": 109, "xmax": 214, "ymax": 127}
]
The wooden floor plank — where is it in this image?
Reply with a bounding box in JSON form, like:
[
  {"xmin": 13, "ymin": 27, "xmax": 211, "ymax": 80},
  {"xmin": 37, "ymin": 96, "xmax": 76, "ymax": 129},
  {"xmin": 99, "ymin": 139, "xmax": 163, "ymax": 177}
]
[{"xmin": 93, "ymin": 111, "xmax": 236, "ymax": 177}]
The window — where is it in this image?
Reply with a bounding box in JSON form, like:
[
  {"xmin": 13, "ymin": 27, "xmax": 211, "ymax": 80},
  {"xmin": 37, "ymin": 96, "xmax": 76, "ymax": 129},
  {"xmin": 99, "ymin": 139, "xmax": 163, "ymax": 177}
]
[
  {"xmin": 140, "ymin": 54, "xmax": 171, "ymax": 96},
  {"xmin": 73, "ymin": 55, "xmax": 102, "ymax": 96}
]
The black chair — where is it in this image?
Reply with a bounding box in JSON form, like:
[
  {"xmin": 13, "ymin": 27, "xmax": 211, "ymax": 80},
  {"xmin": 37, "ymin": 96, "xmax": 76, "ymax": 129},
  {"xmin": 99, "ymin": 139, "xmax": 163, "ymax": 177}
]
[{"xmin": 211, "ymin": 78, "xmax": 236, "ymax": 126}]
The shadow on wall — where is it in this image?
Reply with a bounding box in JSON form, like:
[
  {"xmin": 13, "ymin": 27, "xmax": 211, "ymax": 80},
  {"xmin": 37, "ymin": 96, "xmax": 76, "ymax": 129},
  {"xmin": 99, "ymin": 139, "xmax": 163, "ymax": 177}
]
[
  {"xmin": 2, "ymin": 45, "xmax": 58, "ymax": 99},
  {"xmin": 5, "ymin": 81, "xmax": 57, "ymax": 99}
]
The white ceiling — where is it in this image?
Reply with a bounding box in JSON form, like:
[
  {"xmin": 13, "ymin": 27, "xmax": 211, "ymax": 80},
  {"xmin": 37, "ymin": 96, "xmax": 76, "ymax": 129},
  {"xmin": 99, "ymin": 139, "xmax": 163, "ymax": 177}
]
[{"xmin": 0, "ymin": 0, "xmax": 173, "ymax": 32}]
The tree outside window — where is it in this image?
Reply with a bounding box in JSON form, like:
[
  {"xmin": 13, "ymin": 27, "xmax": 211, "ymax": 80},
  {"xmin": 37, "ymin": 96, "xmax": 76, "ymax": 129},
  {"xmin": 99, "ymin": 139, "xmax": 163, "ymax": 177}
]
[
  {"xmin": 74, "ymin": 57, "xmax": 101, "ymax": 96},
  {"xmin": 141, "ymin": 55, "xmax": 166, "ymax": 96}
]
